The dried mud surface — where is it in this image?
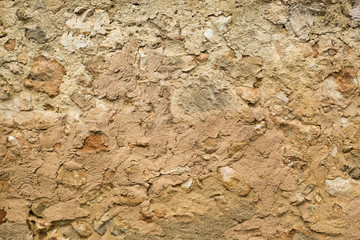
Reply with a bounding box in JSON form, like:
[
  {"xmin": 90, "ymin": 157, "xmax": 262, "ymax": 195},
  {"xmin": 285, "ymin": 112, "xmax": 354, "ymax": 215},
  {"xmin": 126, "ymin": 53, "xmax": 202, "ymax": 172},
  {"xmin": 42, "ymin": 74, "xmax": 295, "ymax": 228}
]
[{"xmin": 1, "ymin": 0, "xmax": 360, "ymax": 239}]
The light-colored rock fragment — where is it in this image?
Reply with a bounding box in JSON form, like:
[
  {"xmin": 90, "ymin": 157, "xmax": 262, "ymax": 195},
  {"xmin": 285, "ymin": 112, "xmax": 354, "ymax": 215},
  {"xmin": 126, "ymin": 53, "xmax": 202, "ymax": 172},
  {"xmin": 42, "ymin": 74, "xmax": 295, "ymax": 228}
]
[
  {"xmin": 72, "ymin": 221, "xmax": 93, "ymax": 238},
  {"xmin": 94, "ymin": 212, "xmax": 110, "ymax": 235},
  {"xmin": 276, "ymin": 91, "xmax": 289, "ymax": 103},
  {"xmin": 204, "ymin": 28, "xmax": 214, "ymax": 40},
  {"xmin": 108, "ymin": 216, "xmax": 130, "ymax": 236},
  {"xmin": 325, "ymin": 177, "xmax": 360, "ymax": 198},
  {"xmin": 31, "ymin": 199, "xmax": 50, "ymax": 217},
  {"xmin": 236, "ymin": 86, "xmax": 261, "ymax": 104}
]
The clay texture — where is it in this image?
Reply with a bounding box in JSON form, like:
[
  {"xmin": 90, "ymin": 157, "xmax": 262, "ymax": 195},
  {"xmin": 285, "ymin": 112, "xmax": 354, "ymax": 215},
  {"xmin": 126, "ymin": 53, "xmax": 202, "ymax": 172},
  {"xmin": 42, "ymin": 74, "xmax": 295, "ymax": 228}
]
[{"xmin": 1, "ymin": 0, "xmax": 360, "ymax": 239}]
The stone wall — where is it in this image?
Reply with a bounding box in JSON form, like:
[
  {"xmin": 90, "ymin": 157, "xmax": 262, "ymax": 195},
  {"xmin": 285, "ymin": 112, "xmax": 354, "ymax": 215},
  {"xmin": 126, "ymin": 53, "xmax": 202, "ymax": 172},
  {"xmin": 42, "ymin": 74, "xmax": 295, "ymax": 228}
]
[{"xmin": 1, "ymin": 0, "xmax": 360, "ymax": 239}]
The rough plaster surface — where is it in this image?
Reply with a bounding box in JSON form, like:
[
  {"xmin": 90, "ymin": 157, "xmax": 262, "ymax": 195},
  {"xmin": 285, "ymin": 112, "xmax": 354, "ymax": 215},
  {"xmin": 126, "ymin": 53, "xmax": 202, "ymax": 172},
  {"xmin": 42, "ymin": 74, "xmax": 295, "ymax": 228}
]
[{"xmin": 1, "ymin": 0, "xmax": 360, "ymax": 239}]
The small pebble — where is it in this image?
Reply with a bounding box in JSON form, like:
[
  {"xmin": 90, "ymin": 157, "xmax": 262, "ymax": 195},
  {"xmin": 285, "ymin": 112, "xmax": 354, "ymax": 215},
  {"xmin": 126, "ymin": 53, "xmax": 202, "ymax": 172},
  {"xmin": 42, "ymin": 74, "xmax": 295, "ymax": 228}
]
[
  {"xmin": 74, "ymin": 6, "xmax": 87, "ymax": 14},
  {"xmin": 342, "ymin": 146, "xmax": 353, "ymax": 153}
]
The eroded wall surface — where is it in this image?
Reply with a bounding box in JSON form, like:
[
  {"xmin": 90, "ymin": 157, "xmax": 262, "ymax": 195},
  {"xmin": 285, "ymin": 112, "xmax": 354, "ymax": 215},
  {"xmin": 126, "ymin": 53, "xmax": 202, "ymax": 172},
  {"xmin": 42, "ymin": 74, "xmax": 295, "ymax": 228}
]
[{"xmin": 1, "ymin": 0, "xmax": 360, "ymax": 239}]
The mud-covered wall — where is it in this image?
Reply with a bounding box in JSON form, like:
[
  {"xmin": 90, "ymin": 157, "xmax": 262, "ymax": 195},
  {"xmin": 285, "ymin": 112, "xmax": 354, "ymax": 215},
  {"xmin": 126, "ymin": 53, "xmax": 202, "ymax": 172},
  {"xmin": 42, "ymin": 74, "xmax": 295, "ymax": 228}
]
[{"xmin": 1, "ymin": 0, "xmax": 360, "ymax": 239}]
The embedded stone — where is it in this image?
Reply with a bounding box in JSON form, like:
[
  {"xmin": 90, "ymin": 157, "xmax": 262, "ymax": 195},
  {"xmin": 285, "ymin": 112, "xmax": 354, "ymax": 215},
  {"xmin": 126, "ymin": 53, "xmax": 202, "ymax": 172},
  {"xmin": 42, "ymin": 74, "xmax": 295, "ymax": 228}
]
[
  {"xmin": 24, "ymin": 55, "xmax": 66, "ymax": 97},
  {"xmin": 0, "ymin": 75, "xmax": 12, "ymax": 100},
  {"xmin": 349, "ymin": 167, "xmax": 360, "ymax": 180},
  {"xmin": 71, "ymin": 221, "xmax": 93, "ymax": 238},
  {"xmin": 108, "ymin": 216, "xmax": 130, "ymax": 236},
  {"xmin": 31, "ymin": 199, "xmax": 50, "ymax": 217},
  {"xmin": 4, "ymin": 39, "xmax": 15, "ymax": 51},
  {"xmin": 25, "ymin": 27, "xmax": 48, "ymax": 44},
  {"xmin": 236, "ymin": 86, "xmax": 261, "ymax": 104}
]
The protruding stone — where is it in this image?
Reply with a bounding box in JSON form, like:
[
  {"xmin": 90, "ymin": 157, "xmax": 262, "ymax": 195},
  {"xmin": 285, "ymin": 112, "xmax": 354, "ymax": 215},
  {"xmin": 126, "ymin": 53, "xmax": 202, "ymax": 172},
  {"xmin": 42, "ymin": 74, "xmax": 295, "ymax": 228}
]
[
  {"xmin": 219, "ymin": 166, "xmax": 251, "ymax": 196},
  {"xmin": 181, "ymin": 179, "xmax": 193, "ymax": 192},
  {"xmin": 154, "ymin": 210, "xmax": 167, "ymax": 218},
  {"xmin": 213, "ymin": 15, "xmax": 232, "ymax": 32},
  {"xmin": 34, "ymin": 219, "xmax": 52, "ymax": 231},
  {"xmin": 57, "ymin": 166, "xmax": 87, "ymax": 187},
  {"xmin": 290, "ymin": 192, "xmax": 305, "ymax": 206},
  {"xmin": 108, "ymin": 216, "xmax": 130, "ymax": 236},
  {"xmin": 227, "ymin": 141, "xmax": 246, "ymax": 158},
  {"xmin": 204, "ymin": 28, "xmax": 214, "ymax": 40},
  {"xmin": 325, "ymin": 177, "xmax": 360, "ymax": 198},
  {"xmin": 118, "ymin": 185, "xmax": 147, "ymax": 206},
  {"xmin": 17, "ymin": 47, "xmax": 28, "ymax": 64},
  {"xmin": 71, "ymin": 221, "xmax": 93, "ymax": 238},
  {"xmin": 254, "ymin": 121, "xmax": 266, "ymax": 135},
  {"xmin": 94, "ymin": 212, "xmax": 110, "ymax": 235},
  {"xmin": 276, "ymin": 91, "xmax": 289, "ymax": 103},
  {"xmin": 74, "ymin": 6, "xmax": 88, "ymax": 14},
  {"xmin": 4, "ymin": 39, "xmax": 15, "ymax": 51},
  {"xmin": 78, "ymin": 133, "xmax": 108, "ymax": 152},
  {"xmin": 31, "ymin": 199, "xmax": 50, "ymax": 217},
  {"xmin": 16, "ymin": 8, "xmax": 32, "ymax": 21},
  {"xmin": 289, "ymin": 6, "xmax": 314, "ymax": 40},
  {"xmin": 264, "ymin": 1, "xmax": 289, "ymax": 25},
  {"xmin": 350, "ymin": 6, "xmax": 360, "ymax": 19},
  {"xmin": 219, "ymin": 166, "xmax": 236, "ymax": 186},
  {"xmin": 0, "ymin": 75, "xmax": 12, "ymax": 100},
  {"xmin": 349, "ymin": 167, "xmax": 360, "ymax": 179},
  {"xmin": 202, "ymin": 154, "xmax": 211, "ymax": 161},
  {"xmin": 25, "ymin": 27, "xmax": 48, "ymax": 44},
  {"xmin": 236, "ymin": 86, "xmax": 261, "ymax": 104},
  {"xmin": 24, "ymin": 55, "xmax": 66, "ymax": 97},
  {"xmin": 342, "ymin": 146, "xmax": 353, "ymax": 153}
]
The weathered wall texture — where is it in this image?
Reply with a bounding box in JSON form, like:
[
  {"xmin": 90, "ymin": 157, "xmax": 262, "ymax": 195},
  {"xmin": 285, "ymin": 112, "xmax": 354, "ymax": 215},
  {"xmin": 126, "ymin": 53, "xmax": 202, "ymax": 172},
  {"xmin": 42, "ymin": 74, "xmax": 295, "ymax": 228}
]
[{"xmin": 1, "ymin": 0, "xmax": 360, "ymax": 239}]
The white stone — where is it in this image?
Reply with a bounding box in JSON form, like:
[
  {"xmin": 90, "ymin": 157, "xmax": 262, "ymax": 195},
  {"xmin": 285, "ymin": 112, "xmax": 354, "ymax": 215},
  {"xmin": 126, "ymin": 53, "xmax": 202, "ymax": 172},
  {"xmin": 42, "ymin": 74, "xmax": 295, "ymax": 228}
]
[
  {"xmin": 181, "ymin": 179, "xmax": 193, "ymax": 189},
  {"xmin": 331, "ymin": 145, "xmax": 337, "ymax": 157},
  {"xmin": 219, "ymin": 166, "xmax": 235, "ymax": 182},
  {"xmin": 254, "ymin": 121, "xmax": 266, "ymax": 134},
  {"xmin": 61, "ymin": 9, "xmax": 112, "ymax": 52},
  {"xmin": 341, "ymin": 117, "xmax": 349, "ymax": 127},
  {"xmin": 202, "ymin": 154, "xmax": 211, "ymax": 161},
  {"xmin": 276, "ymin": 91, "xmax": 289, "ymax": 103},
  {"xmin": 65, "ymin": 9, "xmax": 109, "ymax": 34},
  {"xmin": 60, "ymin": 32, "xmax": 94, "ymax": 52},
  {"xmin": 322, "ymin": 78, "xmax": 343, "ymax": 103},
  {"xmin": 100, "ymin": 25, "xmax": 123, "ymax": 49},
  {"xmin": 204, "ymin": 28, "xmax": 214, "ymax": 40},
  {"xmin": 160, "ymin": 166, "xmax": 190, "ymax": 175},
  {"xmin": 325, "ymin": 177, "xmax": 360, "ymax": 197},
  {"xmin": 74, "ymin": 6, "xmax": 87, "ymax": 14},
  {"xmin": 139, "ymin": 48, "xmax": 148, "ymax": 71},
  {"xmin": 349, "ymin": 7, "xmax": 360, "ymax": 19},
  {"xmin": 215, "ymin": 15, "xmax": 231, "ymax": 32}
]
